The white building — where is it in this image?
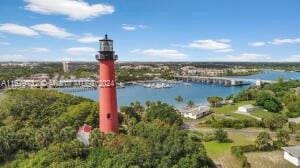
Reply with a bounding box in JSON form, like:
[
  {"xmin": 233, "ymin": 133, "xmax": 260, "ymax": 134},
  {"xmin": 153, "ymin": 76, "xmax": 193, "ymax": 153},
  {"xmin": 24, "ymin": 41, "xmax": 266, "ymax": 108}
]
[
  {"xmin": 238, "ymin": 105, "xmax": 254, "ymax": 113},
  {"xmin": 282, "ymin": 146, "xmax": 300, "ymax": 166},
  {"xmin": 77, "ymin": 124, "xmax": 92, "ymax": 146},
  {"xmin": 62, "ymin": 61, "xmax": 69, "ymax": 73},
  {"xmin": 256, "ymin": 79, "xmax": 262, "ymax": 86},
  {"xmin": 181, "ymin": 106, "xmax": 210, "ymax": 119}
]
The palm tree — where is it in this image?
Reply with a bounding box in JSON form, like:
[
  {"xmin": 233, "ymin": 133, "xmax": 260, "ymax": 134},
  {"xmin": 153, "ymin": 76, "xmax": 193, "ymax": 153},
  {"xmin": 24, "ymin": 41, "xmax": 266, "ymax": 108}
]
[
  {"xmin": 207, "ymin": 96, "xmax": 223, "ymax": 107},
  {"xmin": 145, "ymin": 100, "xmax": 151, "ymax": 107},
  {"xmin": 130, "ymin": 101, "xmax": 144, "ymax": 113},
  {"xmin": 175, "ymin": 95, "xmax": 183, "ymax": 103},
  {"xmin": 186, "ymin": 100, "xmax": 194, "ymax": 108}
]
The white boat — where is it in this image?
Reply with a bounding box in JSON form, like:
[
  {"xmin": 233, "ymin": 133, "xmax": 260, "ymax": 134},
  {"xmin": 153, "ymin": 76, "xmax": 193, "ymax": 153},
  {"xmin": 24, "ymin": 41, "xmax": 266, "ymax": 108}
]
[{"xmin": 183, "ymin": 83, "xmax": 191, "ymax": 86}]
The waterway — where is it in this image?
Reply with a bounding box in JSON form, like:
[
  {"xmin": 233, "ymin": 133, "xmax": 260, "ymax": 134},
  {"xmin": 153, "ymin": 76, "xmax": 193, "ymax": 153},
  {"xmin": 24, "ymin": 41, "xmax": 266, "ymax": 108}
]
[{"xmin": 59, "ymin": 70, "xmax": 300, "ymax": 107}]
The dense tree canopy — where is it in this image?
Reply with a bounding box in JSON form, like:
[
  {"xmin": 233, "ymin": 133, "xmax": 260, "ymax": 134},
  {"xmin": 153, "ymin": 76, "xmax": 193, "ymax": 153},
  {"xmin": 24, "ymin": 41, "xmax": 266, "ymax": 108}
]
[
  {"xmin": 0, "ymin": 89, "xmax": 213, "ymax": 168},
  {"xmin": 207, "ymin": 96, "xmax": 223, "ymax": 107},
  {"xmin": 256, "ymin": 91, "xmax": 283, "ymax": 112},
  {"xmin": 232, "ymin": 80, "xmax": 300, "ymax": 117}
]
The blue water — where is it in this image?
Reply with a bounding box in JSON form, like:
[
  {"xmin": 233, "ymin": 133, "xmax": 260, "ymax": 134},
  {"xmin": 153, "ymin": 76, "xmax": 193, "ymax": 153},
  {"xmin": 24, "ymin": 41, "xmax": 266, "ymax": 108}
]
[
  {"xmin": 230, "ymin": 70, "xmax": 300, "ymax": 80},
  {"xmin": 60, "ymin": 70, "xmax": 300, "ymax": 107}
]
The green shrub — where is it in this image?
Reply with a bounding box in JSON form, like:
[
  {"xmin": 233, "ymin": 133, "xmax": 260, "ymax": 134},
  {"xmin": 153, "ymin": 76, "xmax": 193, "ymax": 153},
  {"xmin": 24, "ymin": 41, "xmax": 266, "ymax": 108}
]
[
  {"xmin": 234, "ymin": 122, "xmax": 245, "ymax": 129},
  {"xmin": 273, "ymin": 140, "xmax": 285, "ymax": 150},
  {"xmin": 231, "ymin": 146, "xmax": 252, "ymax": 168},
  {"xmin": 208, "ymin": 118, "xmax": 262, "ymax": 129},
  {"xmin": 295, "ymin": 134, "xmax": 300, "ymax": 141},
  {"xmin": 203, "ymin": 133, "xmax": 215, "ymax": 142},
  {"xmin": 214, "ymin": 128, "xmax": 230, "ymax": 143}
]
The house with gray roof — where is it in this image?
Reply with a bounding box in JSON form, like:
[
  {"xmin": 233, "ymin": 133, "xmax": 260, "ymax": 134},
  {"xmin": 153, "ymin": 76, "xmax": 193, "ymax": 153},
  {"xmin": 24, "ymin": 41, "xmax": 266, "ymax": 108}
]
[{"xmin": 282, "ymin": 146, "xmax": 300, "ymax": 166}]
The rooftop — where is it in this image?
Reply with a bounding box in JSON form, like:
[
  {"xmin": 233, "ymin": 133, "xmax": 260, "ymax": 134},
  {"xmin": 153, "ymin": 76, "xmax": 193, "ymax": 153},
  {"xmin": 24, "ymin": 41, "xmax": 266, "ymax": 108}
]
[
  {"xmin": 78, "ymin": 124, "xmax": 92, "ymax": 133},
  {"xmin": 239, "ymin": 104, "xmax": 254, "ymax": 109},
  {"xmin": 181, "ymin": 106, "xmax": 210, "ymax": 115},
  {"xmin": 282, "ymin": 146, "xmax": 300, "ymax": 157}
]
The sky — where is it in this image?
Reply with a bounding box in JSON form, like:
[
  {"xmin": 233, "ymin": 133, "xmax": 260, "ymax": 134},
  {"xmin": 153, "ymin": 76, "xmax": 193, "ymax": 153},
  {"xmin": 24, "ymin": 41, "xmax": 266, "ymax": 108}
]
[{"xmin": 0, "ymin": 0, "xmax": 300, "ymax": 62}]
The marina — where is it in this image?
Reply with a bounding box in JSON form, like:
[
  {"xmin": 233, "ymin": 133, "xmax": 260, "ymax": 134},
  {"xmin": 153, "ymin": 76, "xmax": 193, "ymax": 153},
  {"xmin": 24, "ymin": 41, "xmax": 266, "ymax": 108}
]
[
  {"xmin": 59, "ymin": 70, "xmax": 300, "ymax": 107},
  {"xmin": 1, "ymin": 70, "xmax": 299, "ymax": 107}
]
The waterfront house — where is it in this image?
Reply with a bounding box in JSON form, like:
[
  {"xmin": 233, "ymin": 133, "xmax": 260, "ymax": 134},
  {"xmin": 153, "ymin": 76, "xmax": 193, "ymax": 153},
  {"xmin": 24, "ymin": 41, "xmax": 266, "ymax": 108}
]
[
  {"xmin": 282, "ymin": 146, "xmax": 300, "ymax": 166},
  {"xmin": 77, "ymin": 124, "xmax": 92, "ymax": 146},
  {"xmin": 238, "ymin": 105, "xmax": 254, "ymax": 113},
  {"xmin": 181, "ymin": 106, "xmax": 211, "ymax": 119}
]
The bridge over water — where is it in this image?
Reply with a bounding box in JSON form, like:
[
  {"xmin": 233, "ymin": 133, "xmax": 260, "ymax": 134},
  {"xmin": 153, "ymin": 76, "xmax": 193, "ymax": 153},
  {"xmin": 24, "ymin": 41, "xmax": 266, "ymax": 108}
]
[{"xmin": 174, "ymin": 75, "xmax": 277, "ymax": 86}]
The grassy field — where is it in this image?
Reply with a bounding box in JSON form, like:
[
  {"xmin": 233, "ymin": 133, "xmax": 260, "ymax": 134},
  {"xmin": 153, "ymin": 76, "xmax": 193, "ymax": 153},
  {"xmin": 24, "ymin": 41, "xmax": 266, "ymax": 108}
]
[
  {"xmin": 204, "ymin": 132, "xmax": 254, "ymax": 168},
  {"xmin": 0, "ymin": 92, "xmax": 5, "ymax": 101},
  {"xmin": 250, "ymin": 108, "xmax": 283, "ymax": 118},
  {"xmin": 204, "ymin": 132, "xmax": 253, "ymax": 158},
  {"xmin": 213, "ymin": 100, "xmax": 286, "ymax": 120},
  {"xmin": 212, "ymin": 101, "xmax": 255, "ymax": 120},
  {"xmin": 246, "ymin": 151, "xmax": 297, "ymax": 168}
]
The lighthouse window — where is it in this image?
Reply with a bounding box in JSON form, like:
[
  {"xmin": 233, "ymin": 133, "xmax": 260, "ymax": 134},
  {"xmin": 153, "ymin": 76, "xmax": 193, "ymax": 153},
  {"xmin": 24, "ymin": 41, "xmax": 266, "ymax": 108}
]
[{"xmin": 107, "ymin": 113, "xmax": 111, "ymax": 119}]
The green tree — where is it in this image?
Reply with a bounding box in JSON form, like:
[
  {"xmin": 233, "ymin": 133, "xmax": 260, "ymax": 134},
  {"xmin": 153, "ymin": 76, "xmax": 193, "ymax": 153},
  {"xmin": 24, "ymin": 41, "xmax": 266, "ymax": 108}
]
[
  {"xmin": 287, "ymin": 101, "xmax": 300, "ymax": 117},
  {"xmin": 175, "ymin": 95, "xmax": 183, "ymax": 103},
  {"xmin": 255, "ymin": 131, "xmax": 272, "ymax": 151},
  {"xmin": 90, "ymin": 129, "xmax": 105, "ymax": 147},
  {"xmin": 144, "ymin": 101, "xmax": 183, "ymax": 125},
  {"xmin": 186, "ymin": 100, "xmax": 195, "ymax": 108},
  {"xmin": 276, "ymin": 129, "xmax": 290, "ymax": 146},
  {"xmin": 207, "ymin": 96, "xmax": 223, "ymax": 107},
  {"xmin": 130, "ymin": 101, "xmax": 144, "ymax": 114},
  {"xmin": 256, "ymin": 91, "xmax": 282, "ymax": 112},
  {"xmin": 145, "ymin": 100, "xmax": 152, "ymax": 107},
  {"xmin": 120, "ymin": 106, "xmax": 141, "ymax": 125},
  {"xmin": 288, "ymin": 122, "xmax": 297, "ymax": 133},
  {"xmin": 262, "ymin": 115, "xmax": 288, "ymax": 131},
  {"xmin": 214, "ymin": 128, "xmax": 229, "ymax": 143},
  {"xmin": 161, "ymin": 69, "xmax": 174, "ymax": 80}
]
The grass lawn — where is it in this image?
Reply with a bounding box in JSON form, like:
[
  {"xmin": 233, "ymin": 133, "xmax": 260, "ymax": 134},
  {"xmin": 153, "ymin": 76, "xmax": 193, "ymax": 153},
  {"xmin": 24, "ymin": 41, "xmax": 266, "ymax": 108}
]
[
  {"xmin": 245, "ymin": 151, "xmax": 297, "ymax": 168},
  {"xmin": 212, "ymin": 101, "xmax": 255, "ymax": 120},
  {"xmin": 204, "ymin": 132, "xmax": 253, "ymax": 159},
  {"xmin": 250, "ymin": 108, "xmax": 283, "ymax": 118}
]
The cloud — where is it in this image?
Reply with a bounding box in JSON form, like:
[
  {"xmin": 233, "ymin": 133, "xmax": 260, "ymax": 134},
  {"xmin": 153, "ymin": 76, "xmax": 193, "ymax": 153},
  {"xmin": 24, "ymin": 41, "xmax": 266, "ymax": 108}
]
[
  {"xmin": 0, "ymin": 41, "xmax": 10, "ymax": 45},
  {"xmin": 178, "ymin": 39, "xmax": 233, "ymax": 53},
  {"xmin": 122, "ymin": 24, "xmax": 148, "ymax": 31},
  {"xmin": 285, "ymin": 55, "xmax": 300, "ymax": 62},
  {"xmin": 31, "ymin": 24, "xmax": 75, "ymax": 39},
  {"xmin": 0, "ymin": 54, "xmax": 27, "ymax": 61},
  {"xmin": 218, "ymin": 39, "xmax": 231, "ymax": 43},
  {"xmin": 31, "ymin": 47, "xmax": 49, "ymax": 52},
  {"xmin": 188, "ymin": 39, "xmax": 231, "ymax": 50},
  {"xmin": 249, "ymin": 38, "xmax": 300, "ymax": 47},
  {"xmin": 270, "ymin": 38, "xmax": 300, "ymax": 45},
  {"xmin": 222, "ymin": 53, "xmax": 270, "ymax": 62},
  {"xmin": 24, "ymin": 0, "xmax": 114, "ymax": 21},
  {"xmin": 66, "ymin": 47, "xmax": 97, "ymax": 56},
  {"xmin": 138, "ymin": 25, "xmax": 148, "ymax": 29},
  {"xmin": 249, "ymin": 42, "xmax": 266, "ymax": 47},
  {"xmin": 131, "ymin": 48, "xmax": 187, "ymax": 60},
  {"xmin": 122, "ymin": 24, "xmax": 136, "ymax": 31},
  {"xmin": 77, "ymin": 34, "xmax": 101, "ymax": 43},
  {"xmin": 214, "ymin": 48, "xmax": 234, "ymax": 53},
  {"xmin": 0, "ymin": 23, "xmax": 39, "ymax": 36}
]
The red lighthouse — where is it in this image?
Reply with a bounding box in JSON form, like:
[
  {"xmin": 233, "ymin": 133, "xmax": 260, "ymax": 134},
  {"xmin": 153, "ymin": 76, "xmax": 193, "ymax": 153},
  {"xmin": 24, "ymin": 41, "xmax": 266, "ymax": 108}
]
[{"xmin": 96, "ymin": 34, "xmax": 118, "ymax": 133}]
